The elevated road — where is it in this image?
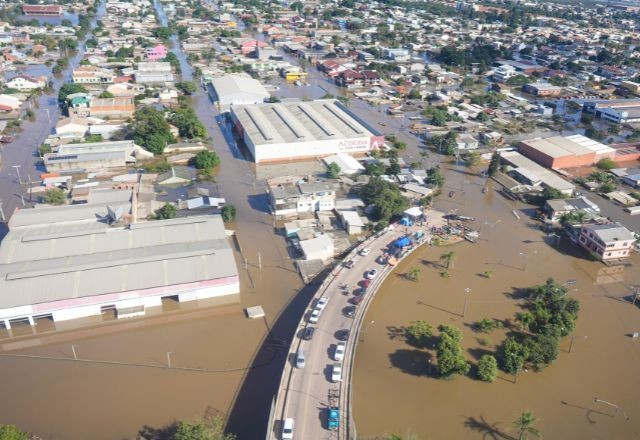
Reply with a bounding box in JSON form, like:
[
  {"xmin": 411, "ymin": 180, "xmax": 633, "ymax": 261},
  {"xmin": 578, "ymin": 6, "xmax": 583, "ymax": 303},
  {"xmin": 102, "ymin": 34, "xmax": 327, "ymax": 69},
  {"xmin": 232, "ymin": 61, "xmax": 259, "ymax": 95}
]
[{"xmin": 268, "ymin": 219, "xmax": 439, "ymax": 440}]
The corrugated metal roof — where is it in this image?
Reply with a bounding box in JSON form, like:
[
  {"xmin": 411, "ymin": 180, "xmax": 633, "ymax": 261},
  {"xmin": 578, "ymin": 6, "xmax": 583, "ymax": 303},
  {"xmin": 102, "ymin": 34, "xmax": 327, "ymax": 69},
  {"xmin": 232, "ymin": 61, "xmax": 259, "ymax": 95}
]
[{"xmin": 0, "ymin": 215, "xmax": 237, "ymax": 309}]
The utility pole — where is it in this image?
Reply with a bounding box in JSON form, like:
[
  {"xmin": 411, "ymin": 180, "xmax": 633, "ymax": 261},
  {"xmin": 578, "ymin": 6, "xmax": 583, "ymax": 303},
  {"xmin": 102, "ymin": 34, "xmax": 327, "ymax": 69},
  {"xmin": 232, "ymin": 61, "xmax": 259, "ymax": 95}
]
[
  {"xmin": 28, "ymin": 175, "xmax": 32, "ymax": 204},
  {"xmin": 0, "ymin": 200, "xmax": 5, "ymax": 223},
  {"xmin": 166, "ymin": 351, "xmax": 172, "ymax": 368},
  {"xmin": 519, "ymin": 250, "xmax": 537, "ymax": 272},
  {"xmin": 71, "ymin": 344, "xmax": 77, "ymax": 360},
  {"xmin": 258, "ymin": 252, "xmax": 262, "ymax": 271},
  {"xmin": 12, "ymin": 165, "xmax": 22, "ymax": 185}
]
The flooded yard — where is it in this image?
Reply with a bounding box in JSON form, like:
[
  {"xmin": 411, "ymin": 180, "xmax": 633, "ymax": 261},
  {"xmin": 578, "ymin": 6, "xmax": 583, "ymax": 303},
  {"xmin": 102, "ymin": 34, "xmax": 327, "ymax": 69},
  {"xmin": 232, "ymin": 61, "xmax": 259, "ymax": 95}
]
[{"xmin": 352, "ymin": 164, "xmax": 640, "ymax": 439}]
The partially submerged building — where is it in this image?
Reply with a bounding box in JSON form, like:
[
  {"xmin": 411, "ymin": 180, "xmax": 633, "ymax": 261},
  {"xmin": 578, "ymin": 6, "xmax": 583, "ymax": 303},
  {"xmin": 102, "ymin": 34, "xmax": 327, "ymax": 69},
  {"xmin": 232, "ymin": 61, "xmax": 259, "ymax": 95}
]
[
  {"xmin": 0, "ymin": 211, "xmax": 239, "ymax": 328},
  {"xmin": 230, "ymin": 100, "xmax": 384, "ymax": 163}
]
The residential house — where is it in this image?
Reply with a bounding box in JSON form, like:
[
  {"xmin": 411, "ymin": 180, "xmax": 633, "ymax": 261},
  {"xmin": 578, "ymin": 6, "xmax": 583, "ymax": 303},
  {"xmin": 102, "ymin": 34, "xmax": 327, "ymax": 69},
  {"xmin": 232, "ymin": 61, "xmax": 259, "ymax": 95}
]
[
  {"xmin": 145, "ymin": 44, "xmax": 168, "ymax": 61},
  {"xmin": 544, "ymin": 197, "xmax": 601, "ymax": 222},
  {"xmin": 135, "ymin": 62, "xmax": 175, "ymax": 84},
  {"xmin": 72, "ymin": 66, "xmax": 115, "ymax": 84},
  {"xmin": 268, "ymin": 180, "xmax": 337, "ymax": 217},
  {"xmin": 6, "ymin": 75, "xmax": 46, "ymax": 91},
  {"xmin": 89, "ymin": 97, "xmax": 135, "ymax": 119},
  {"xmin": 578, "ymin": 223, "xmax": 635, "ymax": 262}
]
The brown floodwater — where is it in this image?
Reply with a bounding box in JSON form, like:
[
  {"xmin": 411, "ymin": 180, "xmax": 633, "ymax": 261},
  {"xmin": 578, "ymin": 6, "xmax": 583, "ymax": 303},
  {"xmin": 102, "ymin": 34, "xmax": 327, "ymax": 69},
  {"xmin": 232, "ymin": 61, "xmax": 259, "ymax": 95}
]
[
  {"xmin": 353, "ymin": 163, "xmax": 640, "ymax": 439},
  {"xmin": 0, "ymin": 218, "xmax": 303, "ymax": 439}
]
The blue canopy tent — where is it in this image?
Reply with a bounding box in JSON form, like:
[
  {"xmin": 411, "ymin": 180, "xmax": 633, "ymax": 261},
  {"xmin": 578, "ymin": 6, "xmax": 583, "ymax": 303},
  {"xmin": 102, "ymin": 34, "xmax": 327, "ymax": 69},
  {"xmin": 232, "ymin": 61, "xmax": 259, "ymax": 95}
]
[{"xmin": 393, "ymin": 236, "xmax": 412, "ymax": 248}]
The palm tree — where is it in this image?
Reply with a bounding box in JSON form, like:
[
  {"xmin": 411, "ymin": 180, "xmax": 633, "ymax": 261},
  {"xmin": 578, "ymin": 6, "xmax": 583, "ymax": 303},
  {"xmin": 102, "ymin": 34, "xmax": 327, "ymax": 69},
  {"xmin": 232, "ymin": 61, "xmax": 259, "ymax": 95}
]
[
  {"xmin": 513, "ymin": 410, "xmax": 541, "ymax": 440},
  {"xmin": 439, "ymin": 251, "xmax": 456, "ymax": 269}
]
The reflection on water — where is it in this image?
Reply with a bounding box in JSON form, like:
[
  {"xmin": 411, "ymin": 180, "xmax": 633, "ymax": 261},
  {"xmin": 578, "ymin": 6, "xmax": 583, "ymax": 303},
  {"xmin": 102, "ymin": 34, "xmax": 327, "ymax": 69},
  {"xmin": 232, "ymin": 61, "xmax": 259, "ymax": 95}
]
[
  {"xmin": 17, "ymin": 12, "xmax": 79, "ymax": 26},
  {"xmin": 353, "ymin": 162, "xmax": 640, "ymax": 440}
]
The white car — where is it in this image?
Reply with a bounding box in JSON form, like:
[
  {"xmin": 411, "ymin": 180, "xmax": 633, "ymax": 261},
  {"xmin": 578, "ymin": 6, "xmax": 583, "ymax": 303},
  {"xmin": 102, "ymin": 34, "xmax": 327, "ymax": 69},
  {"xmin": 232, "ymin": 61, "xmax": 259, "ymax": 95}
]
[
  {"xmin": 334, "ymin": 342, "xmax": 346, "ymax": 361},
  {"xmin": 282, "ymin": 418, "xmax": 294, "ymax": 440},
  {"xmin": 331, "ymin": 363, "xmax": 342, "ymax": 382},
  {"xmin": 316, "ymin": 296, "xmax": 329, "ymax": 311},
  {"xmin": 359, "ymin": 248, "xmax": 371, "ymax": 256},
  {"xmin": 365, "ymin": 269, "xmax": 378, "ymax": 280},
  {"xmin": 309, "ymin": 308, "xmax": 321, "ymax": 323}
]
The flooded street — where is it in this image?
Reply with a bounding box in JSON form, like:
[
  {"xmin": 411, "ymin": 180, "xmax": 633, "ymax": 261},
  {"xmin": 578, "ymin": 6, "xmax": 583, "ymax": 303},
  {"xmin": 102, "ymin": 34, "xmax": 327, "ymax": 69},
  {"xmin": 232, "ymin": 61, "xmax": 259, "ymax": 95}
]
[
  {"xmin": 353, "ymin": 163, "xmax": 640, "ymax": 439},
  {"xmin": 0, "ymin": 3, "xmax": 305, "ymax": 439}
]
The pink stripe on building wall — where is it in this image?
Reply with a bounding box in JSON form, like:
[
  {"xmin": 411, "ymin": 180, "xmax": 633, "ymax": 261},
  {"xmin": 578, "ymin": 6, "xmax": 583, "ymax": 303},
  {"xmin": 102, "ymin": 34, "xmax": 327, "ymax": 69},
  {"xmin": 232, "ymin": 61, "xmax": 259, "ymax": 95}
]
[{"xmin": 31, "ymin": 276, "xmax": 239, "ymax": 313}]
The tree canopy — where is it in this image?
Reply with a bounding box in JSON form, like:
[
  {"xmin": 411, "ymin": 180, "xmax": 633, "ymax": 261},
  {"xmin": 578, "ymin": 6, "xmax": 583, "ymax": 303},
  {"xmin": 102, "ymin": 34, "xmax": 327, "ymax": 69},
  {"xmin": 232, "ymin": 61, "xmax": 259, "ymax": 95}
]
[
  {"xmin": 58, "ymin": 83, "xmax": 87, "ymax": 101},
  {"xmin": 358, "ymin": 177, "xmax": 409, "ymax": 222},
  {"xmin": 134, "ymin": 107, "xmax": 175, "ymax": 155},
  {"xmin": 193, "ymin": 150, "xmax": 220, "ymax": 169}
]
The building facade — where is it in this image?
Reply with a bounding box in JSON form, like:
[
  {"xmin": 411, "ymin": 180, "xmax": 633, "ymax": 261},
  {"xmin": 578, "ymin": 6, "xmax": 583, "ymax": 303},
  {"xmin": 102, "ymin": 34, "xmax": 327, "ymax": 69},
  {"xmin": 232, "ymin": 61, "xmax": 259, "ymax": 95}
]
[{"xmin": 578, "ymin": 223, "xmax": 635, "ymax": 262}]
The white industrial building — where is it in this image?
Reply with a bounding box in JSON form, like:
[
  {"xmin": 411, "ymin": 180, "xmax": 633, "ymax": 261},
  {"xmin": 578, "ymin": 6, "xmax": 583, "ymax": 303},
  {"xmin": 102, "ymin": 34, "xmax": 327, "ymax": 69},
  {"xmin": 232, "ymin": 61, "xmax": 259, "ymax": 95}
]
[
  {"xmin": 44, "ymin": 140, "xmax": 153, "ymax": 172},
  {"xmin": 209, "ymin": 74, "xmax": 270, "ymax": 109},
  {"xmin": 230, "ymin": 100, "xmax": 385, "ymax": 163},
  {"xmin": 0, "ymin": 208, "xmax": 240, "ymax": 331}
]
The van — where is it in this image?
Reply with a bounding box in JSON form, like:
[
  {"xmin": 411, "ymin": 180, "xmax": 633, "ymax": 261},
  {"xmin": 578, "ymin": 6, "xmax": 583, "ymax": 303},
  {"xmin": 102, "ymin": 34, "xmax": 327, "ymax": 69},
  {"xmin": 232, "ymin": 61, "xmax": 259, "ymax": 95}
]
[{"xmin": 295, "ymin": 348, "xmax": 305, "ymax": 369}]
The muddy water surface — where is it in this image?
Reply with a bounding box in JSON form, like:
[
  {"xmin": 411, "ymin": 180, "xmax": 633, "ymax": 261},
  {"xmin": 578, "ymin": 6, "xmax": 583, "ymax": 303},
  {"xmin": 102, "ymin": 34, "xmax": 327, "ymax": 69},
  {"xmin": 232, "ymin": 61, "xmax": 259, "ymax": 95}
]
[{"xmin": 353, "ymin": 165, "xmax": 640, "ymax": 439}]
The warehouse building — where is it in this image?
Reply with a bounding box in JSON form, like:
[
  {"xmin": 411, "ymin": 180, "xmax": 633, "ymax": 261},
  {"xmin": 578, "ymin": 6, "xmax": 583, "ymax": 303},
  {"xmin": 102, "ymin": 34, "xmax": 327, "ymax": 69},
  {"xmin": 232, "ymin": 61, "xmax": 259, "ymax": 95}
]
[
  {"xmin": 582, "ymin": 99, "xmax": 640, "ymax": 124},
  {"xmin": 0, "ymin": 211, "xmax": 239, "ymax": 330},
  {"xmin": 230, "ymin": 99, "xmax": 385, "ymax": 163},
  {"xmin": 44, "ymin": 140, "xmax": 153, "ymax": 172},
  {"xmin": 500, "ymin": 151, "xmax": 576, "ymax": 195},
  {"xmin": 209, "ymin": 74, "xmax": 270, "ymax": 109},
  {"xmin": 519, "ymin": 134, "xmax": 616, "ymax": 169}
]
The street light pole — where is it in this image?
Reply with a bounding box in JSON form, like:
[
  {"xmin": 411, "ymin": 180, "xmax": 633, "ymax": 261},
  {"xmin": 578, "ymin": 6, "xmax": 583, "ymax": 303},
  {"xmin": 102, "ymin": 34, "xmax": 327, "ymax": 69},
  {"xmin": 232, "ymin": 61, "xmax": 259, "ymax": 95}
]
[
  {"xmin": 463, "ymin": 288, "xmax": 471, "ymax": 317},
  {"xmin": 519, "ymin": 250, "xmax": 537, "ymax": 272},
  {"xmin": 166, "ymin": 351, "xmax": 172, "ymax": 368},
  {"xmin": 12, "ymin": 165, "xmax": 22, "ymax": 185}
]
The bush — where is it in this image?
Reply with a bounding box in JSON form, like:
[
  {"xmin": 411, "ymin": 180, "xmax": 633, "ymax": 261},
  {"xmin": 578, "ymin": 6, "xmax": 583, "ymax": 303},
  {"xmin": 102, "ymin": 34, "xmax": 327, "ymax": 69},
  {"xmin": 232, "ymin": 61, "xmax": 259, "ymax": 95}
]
[
  {"xmin": 43, "ymin": 188, "xmax": 66, "ymax": 205},
  {"xmin": 193, "ymin": 150, "xmax": 221, "ymax": 169},
  {"xmin": 477, "ymin": 355, "xmax": 498, "ymax": 382},
  {"xmin": 326, "ymin": 162, "xmax": 341, "ymax": 178},
  {"xmin": 596, "ymin": 158, "xmax": 616, "ymax": 171},
  {"xmin": 221, "ymin": 205, "xmax": 236, "ymax": 222},
  {"xmin": 156, "ymin": 203, "xmax": 176, "ymax": 219}
]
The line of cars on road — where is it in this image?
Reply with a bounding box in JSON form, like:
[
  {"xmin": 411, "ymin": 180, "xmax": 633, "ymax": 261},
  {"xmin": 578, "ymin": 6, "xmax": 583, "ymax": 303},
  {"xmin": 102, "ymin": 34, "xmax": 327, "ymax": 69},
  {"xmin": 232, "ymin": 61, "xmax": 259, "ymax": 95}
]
[{"xmin": 281, "ymin": 246, "xmax": 385, "ymax": 439}]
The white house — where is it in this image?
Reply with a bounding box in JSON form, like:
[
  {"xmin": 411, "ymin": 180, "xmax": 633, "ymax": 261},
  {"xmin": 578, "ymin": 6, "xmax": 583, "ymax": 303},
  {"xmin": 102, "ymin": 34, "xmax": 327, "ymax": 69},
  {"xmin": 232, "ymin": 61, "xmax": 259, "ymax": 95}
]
[{"xmin": 6, "ymin": 75, "xmax": 46, "ymax": 91}]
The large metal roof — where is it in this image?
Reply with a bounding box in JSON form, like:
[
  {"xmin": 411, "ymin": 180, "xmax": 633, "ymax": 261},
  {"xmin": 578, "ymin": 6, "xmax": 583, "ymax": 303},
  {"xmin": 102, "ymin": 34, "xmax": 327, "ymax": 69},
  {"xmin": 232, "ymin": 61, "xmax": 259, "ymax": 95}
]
[
  {"xmin": 0, "ymin": 215, "xmax": 238, "ymax": 309},
  {"xmin": 233, "ymin": 100, "xmax": 376, "ymax": 146}
]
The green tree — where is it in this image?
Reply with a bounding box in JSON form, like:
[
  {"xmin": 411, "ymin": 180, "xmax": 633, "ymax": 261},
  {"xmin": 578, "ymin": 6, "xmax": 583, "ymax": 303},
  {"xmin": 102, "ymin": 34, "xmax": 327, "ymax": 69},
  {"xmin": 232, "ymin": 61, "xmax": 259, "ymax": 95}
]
[
  {"xmin": 43, "ymin": 188, "xmax": 66, "ymax": 205},
  {"xmin": 364, "ymin": 161, "xmax": 386, "ymax": 176},
  {"xmin": 221, "ymin": 205, "xmax": 237, "ymax": 222},
  {"xmin": 599, "ymin": 182, "xmax": 616, "ymax": 193},
  {"xmin": 326, "ymin": 162, "xmax": 341, "ymax": 178},
  {"xmin": 513, "ymin": 411, "xmax": 541, "ymax": 440},
  {"xmin": 406, "ymin": 267, "xmax": 421, "ymax": 282},
  {"xmin": 58, "ymin": 83, "xmax": 87, "ymax": 101},
  {"xmin": 173, "ymin": 416, "xmax": 236, "ymax": 440},
  {"xmin": 170, "ymin": 108, "xmax": 207, "ymax": 139},
  {"xmin": 439, "ymin": 251, "xmax": 455, "ymax": 269},
  {"xmin": 515, "ymin": 311, "xmax": 535, "ymax": 332},
  {"xmin": 463, "ymin": 151, "xmax": 481, "ymax": 167},
  {"xmin": 596, "ymin": 158, "xmax": 616, "ymax": 170},
  {"xmin": 358, "ymin": 177, "xmax": 409, "ymax": 222},
  {"xmin": 387, "ymin": 157, "xmax": 401, "ymax": 175},
  {"xmin": 176, "ymin": 81, "xmax": 197, "ymax": 95},
  {"xmin": 487, "ymin": 151, "xmax": 500, "ymax": 176},
  {"xmin": 436, "ymin": 325, "xmax": 470, "ymax": 379},
  {"xmin": 156, "ymin": 203, "xmax": 176, "ymax": 220},
  {"xmin": 152, "ymin": 26, "xmax": 173, "ymax": 40},
  {"xmin": 501, "ymin": 336, "xmax": 526, "ymax": 375},
  {"xmin": 406, "ymin": 320, "xmax": 432, "ymax": 347},
  {"xmin": 99, "ymin": 91, "xmax": 114, "ymax": 99},
  {"xmin": 0, "ymin": 425, "xmax": 28, "ymax": 440},
  {"xmin": 134, "ymin": 107, "xmax": 175, "ymax": 154},
  {"xmin": 193, "ymin": 150, "xmax": 221, "ymax": 169},
  {"xmin": 477, "ymin": 354, "xmax": 498, "ymax": 382},
  {"xmin": 426, "ymin": 166, "xmax": 445, "ymax": 188},
  {"xmin": 542, "ymin": 187, "xmax": 566, "ymax": 201}
]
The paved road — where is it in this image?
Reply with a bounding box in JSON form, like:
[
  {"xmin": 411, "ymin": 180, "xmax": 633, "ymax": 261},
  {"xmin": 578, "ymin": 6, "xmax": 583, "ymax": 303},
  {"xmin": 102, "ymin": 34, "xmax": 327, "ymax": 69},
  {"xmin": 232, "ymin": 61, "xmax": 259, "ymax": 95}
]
[
  {"xmin": 0, "ymin": 1, "xmax": 106, "ymax": 223},
  {"xmin": 271, "ymin": 228, "xmax": 408, "ymax": 440}
]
